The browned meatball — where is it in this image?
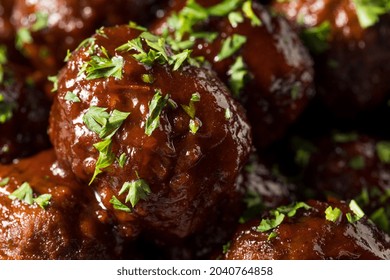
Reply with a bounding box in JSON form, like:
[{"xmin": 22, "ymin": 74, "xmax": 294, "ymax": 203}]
[
  {"xmin": 11, "ymin": 0, "xmax": 163, "ymax": 75},
  {"xmin": 49, "ymin": 25, "xmax": 252, "ymax": 243},
  {"xmin": 304, "ymin": 133, "xmax": 390, "ymax": 232},
  {"xmin": 0, "ymin": 59, "xmax": 50, "ymax": 164},
  {"xmin": 0, "ymin": 150, "xmax": 123, "ymax": 259},
  {"xmin": 223, "ymin": 199, "xmax": 390, "ymax": 260},
  {"xmin": 272, "ymin": 0, "xmax": 390, "ymax": 117},
  {"xmin": 152, "ymin": 0, "xmax": 315, "ymax": 149}
]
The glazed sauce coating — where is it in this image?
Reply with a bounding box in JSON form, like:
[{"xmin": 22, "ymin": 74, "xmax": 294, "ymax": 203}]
[
  {"xmin": 152, "ymin": 0, "xmax": 315, "ymax": 148},
  {"xmin": 272, "ymin": 0, "xmax": 390, "ymax": 116},
  {"xmin": 49, "ymin": 25, "xmax": 252, "ymax": 242},
  {"xmin": 224, "ymin": 199, "xmax": 390, "ymax": 260},
  {"xmin": 0, "ymin": 150, "xmax": 122, "ymax": 260}
]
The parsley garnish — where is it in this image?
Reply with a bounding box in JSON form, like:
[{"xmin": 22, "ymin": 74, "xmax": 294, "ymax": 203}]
[
  {"xmin": 15, "ymin": 28, "xmax": 33, "ymax": 50},
  {"xmin": 332, "ymin": 132, "xmax": 358, "ymax": 143},
  {"xmin": 348, "ymin": 155, "xmax": 365, "ymax": 170},
  {"xmin": 145, "ymin": 90, "xmax": 169, "ymax": 136},
  {"xmin": 119, "ymin": 173, "xmax": 151, "ymax": 208},
  {"xmin": 346, "ymin": 199, "xmax": 365, "ymax": 223},
  {"xmin": 64, "ymin": 91, "xmax": 81, "ymax": 103},
  {"xmin": 128, "ymin": 21, "xmax": 147, "ymax": 32},
  {"xmin": 267, "ymin": 231, "xmax": 278, "ymax": 241},
  {"xmin": 242, "ymin": 0, "xmax": 262, "ymax": 26},
  {"xmin": 325, "ymin": 206, "xmax": 342, "ymax": 222},
  {"xmin": 370, "ymin": 207, "xmax": 389, "ymax": 232},
  {"xmin": 117, "ymin": 153, "xmax": 127, "ymax": 168},
  {"xmin": 216, "ymin": 34, "xmax": 247, "ymax": 61},
  {"xmin": 31, "ymin": 12, "xmax": 49, "ymax": 32},
  {"xmin": 48, "ymin": 75, "xmax": 58, "ymax": 92},
  {"xmin": 8, "ymin": 182, "xmax": 51, "ymax": 209},
  {"xmin": 181, "ymin": 92, "xmax": 200, "ymax": 119},
  {"xmin": 90, "ymin": 139, "xmax": 115, "ymax": 184},
  {"xmin": 228, "ymin": 56, "xmax": 249, "ymax": 97},
  {"xmin": 222, "ymin": 241, "xmax": 231, "ymax": 254},
  {"xmin": 228, "ymin": 11, "xmax": 244, "ymax": 28},
  {"xmin": 81, "ymin": 46, "xmax": 124, "ymax": 80},
  {"xmin": 301, "ymin": 21, "xmax": 331, "ymax": 54},
  {"xmin": 376, "ymin": 141, "xmax": 390, "ymax": 164},
  {"xmin": 0, "ymin": 44, "xmax": 7, "ymax": 83},
  {"xmin": 353, "ymin": 0, "xmax": 390, "ymax": 28},
  {"xmin": 189, "ymin": 118, "xmax": 202, "ymax": 134},
  {"xmin": 0, "ymin": 93, "xmax": 14, "ymax": 124},
  {"xmin": 0, "ymin": 177, "xmax": 10, "ymax": 186},
  {"xmin": 109, "ymin": 196, "xmax": 132, "ymax": 212},
  {"xmin": 141, "ymin": 74, "xmax": 155, "ymax": 84},
  {"xmin": 257, "ymin": 202, "xmax": 311, "ymax": 239}
]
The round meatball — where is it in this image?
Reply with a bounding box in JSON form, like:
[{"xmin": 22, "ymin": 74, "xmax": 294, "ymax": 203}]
[
  {"xmin": 11, "ymin": 0, "xmax": 164, "ymax": 75},
  {"xmin": 223, "ymin": 199, "xmax": 390, "ymax": 260},
  {"xmin": 0, "ymin": 150, "xmax": 123, "ymax": 260},
  {"xmin": 272, "ymin": 0, "xmax": 390, "ymax": 116},
  {"xmin": 0, "ymin": 60, "xmax": 50, "ymax": 164},
  {"xmin": 304, "ymin": 133, "xmax": 390, "ymax": 233},
  {"xmin": 49, "ymin": 25, "xmax": 252, "ymax": 242},
  {"xmin": 152, "ymin": 0, "xmax": 315, "ymax": 149}
]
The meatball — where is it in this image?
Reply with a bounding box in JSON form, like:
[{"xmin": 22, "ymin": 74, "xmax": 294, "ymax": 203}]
[
  {"xmin": 0, "ymin": 150, "xmax": 122, "ymax": 260},
  {"xmin": 0, "ymin": 59, "xmax": 50, "ymax": 164},
  {"xmin": 49, "ymin": 25, "xmax": 252, "ymax": 242},
  {"xmin": 304, "ymin": 133, "xmax": 390, "ymax": 233},
  {"xmin": 223, "ymin": 199, "xmax": 390, "ymax": 260},
  {"xmin": 11, "ymin": 0, "xmax": 164, "ymax": 75},
  {"xmin": 271, "ymin": 0, "xmax": 390, "ymax": 116},
  {"xmin": 152, "ymin": 0, "xmax": 315, "ymax": 149}
]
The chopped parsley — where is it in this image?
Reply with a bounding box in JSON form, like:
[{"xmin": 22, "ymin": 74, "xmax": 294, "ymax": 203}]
[
  {"xmin": 0, "ymin": 44, "xmax": 7, "ymax": 83},
  {"xmin": 89, "ymin": 139, "xmax": 115, "ymax": 185},
  {"xmin": 332, "ymin": 132, "xmax": 358, "ymax": 143},
  {"xmin": 47, "ymin": 75, "xmax": 58, "ymax": 92},
  {"xmin": 8, "ymin": 182, "xmax": 51, "ymax": 209},
  {"xmin": 346, "ymin": 199, "xmax": 365, "ymax": 223},
  {"xmin": 376, "ymin": 141, "xmax": 390, "ymax": 164},
  {"xmin": 370, "ymin": 207, "xmax": 389, "ymax": 232},
  {"xmin": 189, "ymin": 118, "xmax": 202, "ymax": 134},
  {"xmin": 348, "ymin": 155, "xmax": 365, "ymax": 170},
  {"xmin": 181, "ymin": 92, "xmax": 200, "ymax": 119},
  {"xmin": 257, "ymin": 202, "xmax": 311, "ymax": 239},
  {"xmin": 81, "ymin": 46, "xmax": 124, "ymax": 80},
  {"xmin": 325, "ymin": 206, "xmax": 342, "ymax": 222},
  {"xmin": 64, "ymin": 91, "xmax": 81, "ymax": 103},
  {"xmin": 109, "ymin": 196, "xmax": 132, "ymax": 213},
  {"xmin": 0, "ymin": 93, "xmax": 14, "ymax": 124},
  {"xmin": 141, "ymin": 74, "xmax": 155, "ymax": 84},
  {"xmin": 145, "ymin": 90, "xmax": 169, "ymax": 136},
  {"xmin": 300, "ymin": 21, "xmax": 331, "ymax": 54},
  {"xmin": 239, "ymin": 190, "xmax": 264, "ymax": 224},
  {"xmin": 117, "ymin": 153, "xmax": 127, "ymax": 168},
  {"xmin": 353, "ymin": 0, "xmax": 390, "ymax": 28},
  {"xmin": 222, "ymin": 241, "xmax": 231, "ymax": 254},
  {"xmin": 0, "ymin": 177, "xmax": 10, "ymax": 186},
  {"xmin": 119, "ymin": 173, "xmax": 151, "ymax": 208},
  {"xmin": 31, "ymin": 12, "xmax": 49, "ymax": 32},
  {"xmin": 228, "ymin": 11, "xmax": 244, "ymax": 28},
  {"xmin": 15, "ymin": 28, "xmax": 33, "ymax": 50},
  {"xmin": 216, "ymin": 34, "xmax": 247, "ymax": 61},
  {"xmin": 228, "ymin": 56, "xmax": 249, "ymax": 97},
  {"xmin": 291, "ymin": 137, "xmax": 317, "ymax": 167},
  {"xmin": 267, "ymin": 231, "xmax": 278, "ymax": 241},
  {"xmin": 242, "ymin": 0, "xmax": 262, "ymax": 26}
]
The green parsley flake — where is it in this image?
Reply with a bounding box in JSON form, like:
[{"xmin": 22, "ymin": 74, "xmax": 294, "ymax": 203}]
[
  {"xmin": 64, "ymin": 91, "xmax": 81, "ymax": 103},
  {"xmin": 267, "ymin": 231, "xmax": 278, "ymax": 241},
  {"xmin": 128, "ymin": 21, "xmax": 147, "ymax": 32},
  {"xmin": 222, "ymin": 241, "xmax": 231, "ymax": 254},
  {"xmin": 0, "ymin": 177, "xmax": 10, "ymax": 186},
  {"xmin": 376, "ymin": 141, "xmax": 390, "ymax": 164},
  {"xmin": 353, "ymin": 0, "xmax": 390, "ymax": 28},
  {"xmin": 228, "ymin": 11, "xmax": 244, "ymax": 28},
  {"xmin": 216, "ymin": 34, "xmax": 247, "ymax": 61},
  {"xmin": 325, "ymin": 206, "xmax": 342, "ymax": 222},
  {"xmin": 0, "ymin": 44, "xmax": 7, "ymax": 83},
  {"xmin": 348, "ymin": 155, "xmax": 365, "ymax": 170},
  {"xmin": 89, "ymin": 139, "xmax": 115, "ymax": 185},
  {"xmin": 117, "ymin": 153, "xmax": 127, "ymax": 168},
  {"xmin": 34, "ymin": 194, "xmax": 52, "ymax": 209},
  {"xmin": 332, "ymin": 132, "xmax": 358, "ymax": 143},
  {"xmin": 189, "ymin": 118, "xmax": 202, "ymax": 134},
  {"xmin": 346, "ymin": 199, "xmax": 365, "ymax": 223},
  {"xmin": 181, "ymin": 92, "xmax": 200, "ymax": 119},
  {"xmin": 0, "ymin": 93, "xmax": 14, "ymax": 124},
  {"xmin": 370, "ymin": 207, "xmax": 389, "ymax": 232},
  {"xmin": 228, "ymin": 56, "xmax": 249, "ymax": 97},
  {"xmin": 142, "ymin": 74, "xmax": 155, "ymax": 84},
  {"xmin": 8, "ymin": 182, "xmax": 33, "ymax": 205},
  {"xmin": 145, "ymin": 90, "xmax": 169, "ymax": 136},
  {"xmin": 109, "ymin": 196, "xmax": 132, "ymax": 213},
  {"xmin": 119, "ymin": 175, "xmax": 151, "ymax": 208},
  {"xmin": 82, "ymin": 48, "xmax": 124, "ymax": 80},
  {"xmin": 15, "ymin": 27, "xmax": 33, "ymax": 50},
  {"xmin": 242, "ymin": 0, "xmax": 262, "ymax": 26},
  {"xmin": 301, "ymin": 21, "xmax": 331, "ymax": 54},
  {"xmin": 31, "ymin": 12, "xmax": 49, "ymax": 32},
  {"xmin": 47, "ymin": 75, "xmax": 58, "ymax": 92}
]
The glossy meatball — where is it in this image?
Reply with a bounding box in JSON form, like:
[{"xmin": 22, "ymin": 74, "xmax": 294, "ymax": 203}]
[
  {"xmin": 272, "ymin": 0, "xmax": 390, "ymax": 116},
  {"xmin": 152, "ymin": 0, "xmax": 315, "ymax": 149},
  {"xmin": 0, "ymin": 60, "xmax": 50, "ymax": 164},
  {"xmin": 11, "ymin": 0, "xmax": 163, "ymax": 75},
  {"xmin": 223, "ymin": 199, "xmax": 390, "ymax": 260},
  {"xmin": 0, "ymin": 150, "xmax": 122, "ymax": 260},
  {"xmin": 304, "ymin": 134, "xmax": 390, "ymax": 232},
  {"xmin": 49, "ymin": 25, "xmax": 252, "ymax": 242}
]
